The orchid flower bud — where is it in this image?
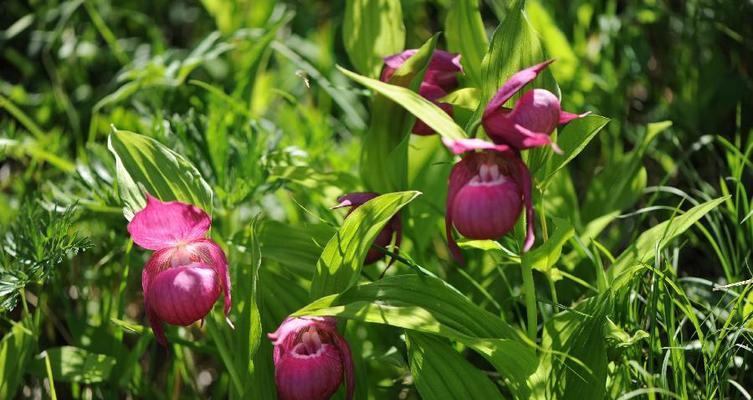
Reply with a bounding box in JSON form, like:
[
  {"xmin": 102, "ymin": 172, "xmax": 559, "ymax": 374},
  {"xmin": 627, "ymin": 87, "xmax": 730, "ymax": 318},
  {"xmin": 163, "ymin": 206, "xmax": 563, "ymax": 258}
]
[
  {"xmin": 443, "ymin": 138, "xmax": 535, "ymax": 264},
  {"xmin": 268, "ymin": 317, "xmax": 355, "ymax": 400},
  {"xmin": 334, "ymin": 192, "xmax": 402, "ymax": 265},
  {"xmin": 127, "ymin": 194, "xmax": 231, "ymax": 345},
  {"xmin": 381, "ymin": 49, "xmax": 463, "ymax": 135},
  {"xmin": 482, "ymin": 60, "xmax": 589, "ymax": 151}
]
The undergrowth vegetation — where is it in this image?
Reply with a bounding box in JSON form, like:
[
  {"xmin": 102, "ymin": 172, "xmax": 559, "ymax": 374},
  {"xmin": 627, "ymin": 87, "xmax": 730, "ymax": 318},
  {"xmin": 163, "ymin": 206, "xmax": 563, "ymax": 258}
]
[{"xmin": 1, "ymin": 0, "xmax": 752, "ymax": 399}]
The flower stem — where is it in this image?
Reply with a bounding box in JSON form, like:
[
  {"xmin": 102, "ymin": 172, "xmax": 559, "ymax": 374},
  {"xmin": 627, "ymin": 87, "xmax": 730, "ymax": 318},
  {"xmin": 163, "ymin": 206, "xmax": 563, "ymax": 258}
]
[{"xmin": 520, "ymin": 258, "xmax": 537, "ymax": 342}]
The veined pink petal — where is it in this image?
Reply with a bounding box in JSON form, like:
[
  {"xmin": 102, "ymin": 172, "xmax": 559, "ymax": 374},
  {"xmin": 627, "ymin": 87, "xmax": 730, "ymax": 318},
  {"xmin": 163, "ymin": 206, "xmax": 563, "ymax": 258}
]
[
  {"xmin": 141, "ymin": 239, "xmax": 231, "ymax": 315},
  {"xmin": 127, "ymin": 194, "xmax": 211, "ymax": 250},
  {"xmin": 275, "ymin": 343, "xmax": 344, "ymax": 400},
  {"xmin": 269, "ymin": 317, "xmax": 338, "ymax": 363},
  {"xmin": 483, "ymin": 60, "xmax": 554, "ymax": 118},
  {"xmin": 146, "ymin": 263, "xmax": 221, "ymax": 345},
  {"xmin": 269, "ymin": 317, "xmax": 354, "ymax": 400},
  {"xmin": 445, "ymin": 155, "xmax": 479, "ymax": 265},
  {"xmin": 441, "ymin": 137, "xmax": 515, "ymax": 156}
]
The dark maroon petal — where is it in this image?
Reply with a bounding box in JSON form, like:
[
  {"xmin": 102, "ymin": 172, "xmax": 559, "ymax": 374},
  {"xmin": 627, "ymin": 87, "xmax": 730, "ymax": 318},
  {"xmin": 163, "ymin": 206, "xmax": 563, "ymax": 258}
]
[
  {"xmin": 445, "ymin": 155, "xmax": 480, "ymax": 264},
  {"xmin": 483, "ymin": 60, "xmax": 554, "ymax": 119},
  {"xmin": 513, "ymin": 159, "xmax": 536, "ymax": 251},
  {"xmin": 333, "ymin": 192, "xmax": 380, "ymax": 209},
  {"xmin": 450, "ymin": 179, "xmax": 523, "ymax": 239}
]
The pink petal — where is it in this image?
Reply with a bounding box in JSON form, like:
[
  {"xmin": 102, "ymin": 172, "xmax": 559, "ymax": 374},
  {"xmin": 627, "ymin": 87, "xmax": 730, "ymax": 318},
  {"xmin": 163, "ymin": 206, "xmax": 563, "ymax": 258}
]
[
  {"xmin": 483, "ymin": 60, "xmax": 554, "ymax": 119},
  {"xmin": 513, "ymin": 159, "xmax": 536, "ymax": 252},
  {"xmin": 441, "ymin": 137, "xmax": 515, "ymax": 155},
  {"xmin": 445, "ymin": 155, "xmax": 480, "ymax": 265},
  {"xmin": 146, "ymin": 263, "xmax": 221, "ymax": 345},
  {"xmin": 559, "ymin": 110, "xmax": 591, "ymax": 124},
  {"xmin": 127, "ymin": 194, "xmax": 211, "ymax": 250},
  {"xmin": 333, "ymin": 330, "xmax": 355, "ymax": 400},
  {"xmin": 269, "ymin": 317, "xmax": 338, "ymax": 363},
  {"xmin": 275, "ymin": 343, "xmax": 345, "ymax": 400},
  {"xmin": 141, "ymin": 239, "xmax": 231, "ymax": 315},
  {"xmin": 381, "ymin": 49, "xmax": 462, "ymax": 91},
  {"xmin": 333, "ymin": 192, "xmax": 379, "ymax": 209}
]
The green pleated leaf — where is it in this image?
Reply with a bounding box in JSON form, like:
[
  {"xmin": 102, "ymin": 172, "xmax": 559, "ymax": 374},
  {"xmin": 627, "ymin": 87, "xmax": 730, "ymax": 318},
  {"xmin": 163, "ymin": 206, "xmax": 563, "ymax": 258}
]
[
  {"xmin": 309, "ymin": 191, "xmax": 420, "ymax": 299},
  {"xmin": 30, "ymin": 346, "xmax": 116, "ymax": 384},
  {"xmin": 107, "ymin": 127, "xmax": 213, "ymax": 220},
  {"xmin": 0, "ymin": 321, "xmax": 34, "ymax": 399},
  {"xmin": 406, "ymin": 332, "xmax": 504, "ymax": 400},
  {"xmin": 529, "ymin": 294, "xmax": 610, "ymax": 399},
  {"xmin": 609, "ymin": 196, "xmax": 729, "ymax": 282},
  {"xmin": 445, "ymin": 0, "xmax": 488, "ymax": 86},
  {"xmin": 480, "ymin": 0, "xmax": 555, "ymax": 100},
  {"xmin": 536, "ymin": 115, "xmax": 610, "ymax": 184},
  {"xmin": 297, "ymin": 274, "xmax": 537, "ymax": 397},
  {"xmin": 338, "ymin": 66, "xmax": 467, "ymax": 140},
  {"xmin": 522, "ymin": 217, "xmax": 573, "ymax": 278},
  {"xmin": 343, "ymin": 0, "xmax": 405, "ymax": 78},
  {"xmin": 360, "ymin": 35, "xmax": 438, "ymax": 193}
]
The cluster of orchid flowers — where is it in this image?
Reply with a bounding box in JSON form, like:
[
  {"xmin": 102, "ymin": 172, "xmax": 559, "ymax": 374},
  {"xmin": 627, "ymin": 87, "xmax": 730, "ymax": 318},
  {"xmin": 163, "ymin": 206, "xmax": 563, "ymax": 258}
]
[{"xmin": 125, "ymin": 49, "xmax": 585, "ymax": 400}]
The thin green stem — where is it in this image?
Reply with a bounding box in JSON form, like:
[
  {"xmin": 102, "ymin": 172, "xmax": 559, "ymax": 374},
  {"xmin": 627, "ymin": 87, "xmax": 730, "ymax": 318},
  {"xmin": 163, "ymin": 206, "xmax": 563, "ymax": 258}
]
[
  {"xmin": 520, "ymin": 259, "xmax": 537, "ymax": 342},
  {"xmin": 44, "ymin": 352, "xmax": 58, "ymax": 400}
]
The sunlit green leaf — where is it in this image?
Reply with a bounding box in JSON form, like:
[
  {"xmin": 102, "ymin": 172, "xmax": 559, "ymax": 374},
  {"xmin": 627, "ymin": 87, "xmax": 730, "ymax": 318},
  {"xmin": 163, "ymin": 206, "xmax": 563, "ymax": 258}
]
[
  {"xmin": 298, "ymin": 274, "xmax": 537, "ymax": 397},
  {"xmin": 406, "ymin": 332, "xmax": 504, "ymax": 400},
  {"xmin": 337, "ymin": 66, "xmax": 467, "ymax": 140},
  {"xmin": 309, "ymin": 191, "xmax": 420, "ymax": 299},
  {"xmin": 30, "ymin": 346, "xmax": 116, "ymax": 384},
  {"xmin": 610, "ymin": 196, "xmax": 729, "ymax": 281},
  {"xmin": 445, "ymin": 0, "xmax": 488, "ymax": 86},
  {"xmin": 343, "ymin": 0, "xmax": 405, "ymax": 78},
  {"xmin": 107, "ymin": 127, "xmax": 213, "ymax": 220}
]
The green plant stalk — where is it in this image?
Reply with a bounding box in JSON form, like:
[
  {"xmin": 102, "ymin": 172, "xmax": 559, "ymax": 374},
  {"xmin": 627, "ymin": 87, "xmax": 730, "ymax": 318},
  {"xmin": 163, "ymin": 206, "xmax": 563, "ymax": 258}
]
[
  {"xmin": 83, "ymin": 0, "xmax": 129, "ymax": 65},
  {"xmin": 0, "ymin": 94, "xmax": 46, "ymax": 139},
  {"xmin": 44, "ymin": 352, "xmax": 58, "ymax": 400},
  {"xmin": 520, "ymin": 258, "xmax": 537, "ymax": 342}
]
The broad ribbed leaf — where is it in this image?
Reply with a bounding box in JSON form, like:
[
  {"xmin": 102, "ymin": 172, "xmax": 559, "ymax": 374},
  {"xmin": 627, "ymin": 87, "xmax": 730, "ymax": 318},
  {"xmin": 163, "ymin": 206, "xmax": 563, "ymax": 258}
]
[
  {"xmin": 480, "ymin": 0, "xmax": 555, "ymax": 100},
  {"xmin": 338, "ymin": 66, "xmax": 467, "ymax": 140},
  {"xmin": 107, "ymin": 128, "xmax": 213, "ymax": 220},
  {"xmin": 30, "ymin": 346, "xmax": 116, "ymax": 383},
  {"xmin": 445, "ymin": 0, "xmax": 488, "ymax": 86},
  {"xmin": 0, "ymin": 321, "xmax": 34, "ymax": 399},
  {"xmin": 528, "ymin": 295, "xmax": 610, "ymax": 399},
  {"xmin": 609, "ymin": 196, "xmax": 728, "ymax": 280},
  {"xmin": 406, "ymin": 332, "xmax": 504, "ymax": 400},
  {"xmin": 343, "ymin": 0, "xmax": 405, "ymax": 78},
  {"xmin": 309, "ymin": 191, "xmax": 420, "ymax": 299},
  {"xmin": 298, "ymin": 274, "xmax": 537, "ymax": 397},
  {"xmin": 536, "ymin": 115, "xmax": 610, "ymax": 183},
  {"xmin": 523, "ymin": 217, "xmax": 573, "ymax": 277},
  {"xmin": 361, "ymin": 36, "xmax": 438, "ymax": 193}
]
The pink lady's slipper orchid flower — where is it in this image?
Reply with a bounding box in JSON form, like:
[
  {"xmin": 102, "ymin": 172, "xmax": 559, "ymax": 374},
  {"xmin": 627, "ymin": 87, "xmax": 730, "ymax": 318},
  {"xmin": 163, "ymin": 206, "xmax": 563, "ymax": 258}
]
[
  {"xmin": 443, "ymin": 138, "xmax": 535, "ymax": 264},
  {"xmin": 127, "ymin": 194, "xmax": 231, "ymax": 345},
  {"xmin": 269, "ymin": 317, "xmax": 355, "ymax": 400},
  {"xmin": 482, "ymin": 60, "xmax": 589, "ymax": 152},
  {"xmin": 381, "ymin": 49, "xmax": 463, "ymax": 135},
  {"xmin": 334, "ymin": 192, "xmax": 402, "ymax": 265}
]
